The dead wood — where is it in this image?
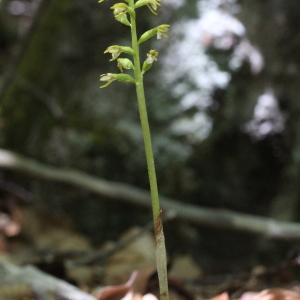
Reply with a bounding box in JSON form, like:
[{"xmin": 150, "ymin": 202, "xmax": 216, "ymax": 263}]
[
  {"xmin": 0, "ymin": 259, "xmax": 96, "ymax": 300},
  {"xmin": 1, "ymin": 148, "xmax": 300, "ymax": 240}
]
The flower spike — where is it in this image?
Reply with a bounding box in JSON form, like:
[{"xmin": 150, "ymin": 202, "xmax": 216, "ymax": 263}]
[{"xmin": 99, "ymin": 0, "xmax": 171, "ymax": 299}]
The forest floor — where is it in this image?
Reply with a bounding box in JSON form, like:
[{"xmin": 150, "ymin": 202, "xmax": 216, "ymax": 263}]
[{"xmin": 1, "ymin": 202, "xmax": 300, "ymax": 300}]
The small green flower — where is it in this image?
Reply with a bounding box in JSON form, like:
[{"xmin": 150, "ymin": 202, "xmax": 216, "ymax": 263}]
[
  {"xmin": 100, "ymin": 73, "xmax": 115, "ymax": 88},
  {"xmin": 139, "ymin": 24, "xmax": 170, "ymax": 44},
  {"xmin": 146, "ymin": 49, "xmax": 159, "ymax": 64},
  {"xmin": 157, "ymin": 24, "xmax": 170, "ymax": 39},
  {"xmin": 104, "ymin": 45, "xmax": 134, "ymax": 61},
  {"xmin": 135, "ymin": 0, "xmax": 161, "ymax": 14},
  {"xmin": 111, "ymin": 3, "xmax": 128, "ymax": 14},
  {"xmin": 142, "ymin": 49, "xmax": 159, "ymax": 74},
  {"xmin": 117, "ymin": 58, "xmax": 134, "ymax": 72},
  {"xmin": 100, "ymin": 73, "xmax": 135, "ymax": 88},
  {"xmin": 110, "ymin": 3, "xmax": 131, "ymax": 26}
]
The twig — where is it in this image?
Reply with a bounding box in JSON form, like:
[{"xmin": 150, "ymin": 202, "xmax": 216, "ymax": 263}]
[
  {"xmin": 72, "ymin": 212, "xmax": 175, "ymax": 266},
  {"xmin": 1, "ymin": 148, "xmax": 300, "ymax": 240},
  {"xmin": 72, "ymin": 221, "xmax": 154, "ymax": 266},
  {"xmin": 0, "ymin": 259, "xmax": 96, "ymax": 300}
]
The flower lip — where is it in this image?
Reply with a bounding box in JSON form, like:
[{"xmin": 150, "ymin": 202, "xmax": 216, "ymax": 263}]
[
  {"xmin": 100, "ymin": 73, "xmax": 113, "ymax": 80},
  {"xmin": 146, "ymin": 49, "xmax": 159, "ymax": 64},
  {"xmin": 100, "ymin": 73, "xmax": 116, "ymax": 88}
]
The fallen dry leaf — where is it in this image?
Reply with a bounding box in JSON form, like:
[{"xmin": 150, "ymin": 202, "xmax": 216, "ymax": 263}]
[
  {"xmin": 0, "ymin": 217, "xmax": 20, "ymax": 237},
  {"xmin": 95, "ymin": 271, "xmax": 138, "ymax": 300},
  {"xmin": 169, "ymin": 255, "xmax": 203, "ymax": 281},
  {"xmin": 104, "ymin": 228, "xmax": 156, "ymax": 284},
  {"xmin": 95, "ymin": 271, "xmax": 159, "ymax": 300},
  {"xmin": 239, "ymin": 289, "xmax": 300, "ymax": 300},
  {"xmin": 211, "ymin": 292, "xmax": 230, "ymax": 300}
]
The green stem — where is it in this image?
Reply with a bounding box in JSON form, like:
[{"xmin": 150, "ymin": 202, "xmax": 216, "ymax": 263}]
[{"xmin": 128, "ymin": 2, "xmax": 169, "ymax": 300}]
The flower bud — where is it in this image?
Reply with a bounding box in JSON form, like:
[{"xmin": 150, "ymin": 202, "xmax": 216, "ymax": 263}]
[
  {"xmin": 110, "ymin": 3, "xmax": 131, "ymax": 26},
  {"xmin": 142, "ymin": 49, "xmax": 159, "ymax": 74},
  {"xmin": 100, "ymin": 73, "xmax": 135, "ymax": 88},
  {"xmin": 138, "ymin": 24, "xmax": 170, "ymax": 44},
  {"xmin": 104, "ymin": 45, "xmax": 134, "ymax": 61},
  {"xmin": 117, "ymin": 58, "xmax": 134, "ymax": 72}
]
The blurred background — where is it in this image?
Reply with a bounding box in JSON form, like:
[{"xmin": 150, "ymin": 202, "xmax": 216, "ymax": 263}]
[{"xmin": 1, "ymin": 0, "xmax": 300, "ymax": 294}]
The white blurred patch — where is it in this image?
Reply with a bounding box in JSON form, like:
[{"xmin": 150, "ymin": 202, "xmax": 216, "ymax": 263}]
[
  {"xmin": 181, "ymin": 91, "xmax": 212, "ymax": 110},
  {"xmin": 7, "ymin": 0, "xmax": 27, "ymax": 15},
  {"xmin": 162, "ymin": 0, "xmax": 265, "ymax": 141},
  {"xmin": 162, "ymin": 0, "xmax": 239, "ymax": 141},
  {"xmin": 163, "ymin": 0, "xmax": 185, "ymax": 9},
  {"xmin": 245, "ymin": 90, "xmax": 285, "ymax": 139},
  {"xmin": 163, "ymin": 15, "xmax": 231, "ymax": 99},
  {"xmin": 199, "ymin": 9, "xmax": 245, "ymax": 49},
  {"xmin": 171, "ymin": 112, "xmax": 213, "ymax": 141},
  {"xmin": 7, "ymin": 0, "xmax": 42, "ymax": 16},
  {"xmin": 230, "ymin": 39, "xmax": 264, "ymax": 74}
]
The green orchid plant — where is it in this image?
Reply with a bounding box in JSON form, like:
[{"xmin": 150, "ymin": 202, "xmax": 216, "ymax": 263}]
[{"xmin": 98, "ymin": 0, "xmax": 170, "ymax": 299}]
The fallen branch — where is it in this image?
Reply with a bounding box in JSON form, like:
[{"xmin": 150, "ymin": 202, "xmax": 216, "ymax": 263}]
[
  {"xmin": 0, "ymin": 260, "xmax": 96, "ymax": 300},
  {"xmin": 0, "ymin": 148, "xmax": 300, "ymax": 240}
]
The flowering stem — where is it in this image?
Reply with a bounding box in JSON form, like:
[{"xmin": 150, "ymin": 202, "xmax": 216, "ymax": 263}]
[{"xmin": 128, "ymin": 1, "xmax": 169, "ymax": 299}]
